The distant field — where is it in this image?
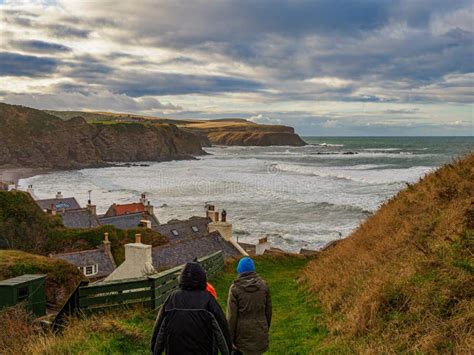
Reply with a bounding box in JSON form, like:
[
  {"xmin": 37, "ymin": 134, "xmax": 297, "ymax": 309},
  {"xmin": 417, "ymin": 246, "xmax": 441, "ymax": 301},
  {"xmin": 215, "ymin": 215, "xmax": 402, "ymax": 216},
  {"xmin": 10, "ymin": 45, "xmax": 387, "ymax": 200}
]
[{"xmin": 47, "ymin": 110, "xmax": 269, "ymax": 128}]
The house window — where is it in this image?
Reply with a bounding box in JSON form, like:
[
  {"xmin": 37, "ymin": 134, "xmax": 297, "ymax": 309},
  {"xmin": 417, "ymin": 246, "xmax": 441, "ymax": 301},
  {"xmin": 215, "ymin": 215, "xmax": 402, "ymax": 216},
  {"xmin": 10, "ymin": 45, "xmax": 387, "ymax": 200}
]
[
  {"xmin": 171, "ymin": 229, "xmax": 179, "ymax": 236},
  {"xmin": 79, "ymin": 264, "xmax": 98, "ymax": 276},
  {"xmin": 191, "ymin": 226, "xmax": 199, "ymax": 232}
]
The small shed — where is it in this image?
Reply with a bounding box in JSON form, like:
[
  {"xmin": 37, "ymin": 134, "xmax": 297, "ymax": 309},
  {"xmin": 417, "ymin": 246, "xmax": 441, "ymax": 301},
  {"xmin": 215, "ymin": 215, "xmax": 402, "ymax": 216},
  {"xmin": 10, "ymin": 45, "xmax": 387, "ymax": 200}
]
[{"xmin": 0, "ymin": 274, "xmax": 47, "ymax": 317}]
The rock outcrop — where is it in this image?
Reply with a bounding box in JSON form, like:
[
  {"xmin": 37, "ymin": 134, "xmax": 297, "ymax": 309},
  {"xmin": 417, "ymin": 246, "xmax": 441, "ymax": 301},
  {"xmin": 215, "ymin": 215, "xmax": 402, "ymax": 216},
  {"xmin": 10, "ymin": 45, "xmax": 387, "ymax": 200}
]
[
  {"xmin": 180, "ymin": 120, "xmax": 306, "ymax": 146},
  {"xmin": 0, "ymin": 103, "xmax": 205, "ymax": 169},
  {"xmin": 207, "ymin": 131, "xmax": 306, "ymax": 146}
]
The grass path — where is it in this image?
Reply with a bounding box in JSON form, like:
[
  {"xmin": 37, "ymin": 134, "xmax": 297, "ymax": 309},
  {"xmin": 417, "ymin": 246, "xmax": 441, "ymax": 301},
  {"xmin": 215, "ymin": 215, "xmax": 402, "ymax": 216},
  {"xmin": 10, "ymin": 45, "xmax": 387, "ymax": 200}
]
[
  {"xmin": 30, "ymin": 255, "xmax": 330, "ymax": 354},
  {"xmin": 214, "ymin": 255, "xmax": 328, "ymax": 354}
]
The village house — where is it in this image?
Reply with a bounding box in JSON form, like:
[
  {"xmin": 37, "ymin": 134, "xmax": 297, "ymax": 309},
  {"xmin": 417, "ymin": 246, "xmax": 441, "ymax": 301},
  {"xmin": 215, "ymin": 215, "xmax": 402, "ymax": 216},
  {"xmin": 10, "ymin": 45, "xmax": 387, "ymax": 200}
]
[
  {"xmin": 33, "ymin": 190, "xmax": 160, "ymax": 230},
  {"xmin": 101, "ymin": 206, "xmax": 248, "ymax": 282},
  {"xmin": 51, "ymin": 233, "xmax": 117, "ymax": 281},
  {"xmin": 150, "ymin": 205, "xmax": 247, "ymax": 270},
  {"xmin": 97, "ymin": 193, "xmax": 159, "ymax": 229},
  {"xmin": 36, "ymin": 191, "xmax": 100, "ymax": 229}
]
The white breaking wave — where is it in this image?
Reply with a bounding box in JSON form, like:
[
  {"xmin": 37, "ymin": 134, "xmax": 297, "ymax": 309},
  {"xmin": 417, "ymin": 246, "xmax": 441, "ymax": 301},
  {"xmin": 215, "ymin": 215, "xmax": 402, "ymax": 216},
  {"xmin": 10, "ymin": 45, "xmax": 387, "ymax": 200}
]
[
  {"xmin": 363, "ymin": 148, "xmax": 401, "ymax": 151},
  {"xmin": 274, "ymin": 163, "xmax": 434, "ymax": 184},
  {"xmin": 318, "ymin": 143, "xmax": 345, "ymax": 147},
  {"xmin": 18, "ymin": 144, "xmax": 443, "ymax": 253}
]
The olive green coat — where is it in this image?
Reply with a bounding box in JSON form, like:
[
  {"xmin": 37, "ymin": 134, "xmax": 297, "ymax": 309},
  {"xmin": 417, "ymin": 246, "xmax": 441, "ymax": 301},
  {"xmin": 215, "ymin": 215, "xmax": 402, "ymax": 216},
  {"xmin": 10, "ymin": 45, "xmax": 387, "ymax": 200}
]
[{"xmin": 226, "ymin": 272, "xmax": 272, "ymax": 353}]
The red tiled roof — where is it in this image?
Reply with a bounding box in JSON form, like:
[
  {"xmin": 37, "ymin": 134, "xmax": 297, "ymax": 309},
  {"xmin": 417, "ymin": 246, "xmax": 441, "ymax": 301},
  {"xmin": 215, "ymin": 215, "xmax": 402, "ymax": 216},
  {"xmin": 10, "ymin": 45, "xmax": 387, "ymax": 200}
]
[{"xmin": 110, "ymin": 203, "xmax": 145, "ymax": 216}]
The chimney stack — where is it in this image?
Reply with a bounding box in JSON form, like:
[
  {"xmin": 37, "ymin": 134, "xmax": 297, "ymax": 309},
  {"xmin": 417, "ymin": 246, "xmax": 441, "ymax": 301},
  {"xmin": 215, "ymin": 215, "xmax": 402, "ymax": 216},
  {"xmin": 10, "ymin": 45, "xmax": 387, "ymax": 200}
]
[
  {"xmin": 87, "ymin": 200, "xmax": 96, "ymax": 216},
  {"xmin": 103, "ymin": 232, "xmax": 112, "ymax": 259},
  {"xmin": 104, "ymin": 234, "xmax": 156, "ymax": 282},
  {"xmin": 56, "ymin": 191, "xmax": 63, "ymax": 199},
  {"xmin": 46, "ymin": 203, "xmax": 56, "ymax": 216},
  {"xmin": 255, "ymin": 236, "xmax": 270, "ymax": 255},
  {"xmin": 206, "ymin": 204, "xmax": 219, "ymax": 222},
  {"xmin": 208, "ymin": 207, "xmax": 232, "ymax": 241},
  {"xmin": 144, "ymin": 201, "xmax": 154, "ymax": 216}
]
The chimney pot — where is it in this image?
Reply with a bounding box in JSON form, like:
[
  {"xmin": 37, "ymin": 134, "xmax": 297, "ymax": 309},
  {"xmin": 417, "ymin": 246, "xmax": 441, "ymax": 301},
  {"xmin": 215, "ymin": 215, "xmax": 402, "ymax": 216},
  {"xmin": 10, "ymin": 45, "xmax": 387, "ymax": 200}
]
[{"xmin": 135, "ymin": 233, "xmax": 142, "ymax": 244}]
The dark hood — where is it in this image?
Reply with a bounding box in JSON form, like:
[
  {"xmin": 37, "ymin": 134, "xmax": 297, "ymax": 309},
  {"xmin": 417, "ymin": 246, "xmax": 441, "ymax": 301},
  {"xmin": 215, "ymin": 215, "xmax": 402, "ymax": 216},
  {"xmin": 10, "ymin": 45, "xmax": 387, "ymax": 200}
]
[
  {"xmin": 179, "ymin": 262, "xmax": 207, "ymax": 291},
  {"xmin": 234, "ymin": 271, "xmax": 264, "ymax": 293}
]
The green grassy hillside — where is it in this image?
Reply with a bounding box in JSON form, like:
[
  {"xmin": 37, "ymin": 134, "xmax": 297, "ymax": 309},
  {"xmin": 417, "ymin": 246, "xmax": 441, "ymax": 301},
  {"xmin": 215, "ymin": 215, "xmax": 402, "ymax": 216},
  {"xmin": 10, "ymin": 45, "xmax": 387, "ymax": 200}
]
[
  {"xmin": 0, "ymin": 250, "xmax": 85, "ymax": 308},
  {"xmin": 304, "ymin": 153, "xmax": 474, "ymax": 353}
]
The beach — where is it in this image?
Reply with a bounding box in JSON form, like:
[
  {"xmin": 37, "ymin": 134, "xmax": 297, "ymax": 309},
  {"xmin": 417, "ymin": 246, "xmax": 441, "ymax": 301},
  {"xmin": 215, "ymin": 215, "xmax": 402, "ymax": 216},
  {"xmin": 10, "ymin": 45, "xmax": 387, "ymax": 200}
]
[{"xmin": 0, "ymin": 167, "xmax": 49, "ymax": 185}]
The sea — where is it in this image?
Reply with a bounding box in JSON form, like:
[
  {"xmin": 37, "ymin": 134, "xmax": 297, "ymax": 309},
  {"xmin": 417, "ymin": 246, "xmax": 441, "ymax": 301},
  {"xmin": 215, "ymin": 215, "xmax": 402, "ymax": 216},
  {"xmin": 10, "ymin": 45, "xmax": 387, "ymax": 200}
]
[{"xmin": 19, "ymin": 137, "xmax": 473, "ymax": 252}]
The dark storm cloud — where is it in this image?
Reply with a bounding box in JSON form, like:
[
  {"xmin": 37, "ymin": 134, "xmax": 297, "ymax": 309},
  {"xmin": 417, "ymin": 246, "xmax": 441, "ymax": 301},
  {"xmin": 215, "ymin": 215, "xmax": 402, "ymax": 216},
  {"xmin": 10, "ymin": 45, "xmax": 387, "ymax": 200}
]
[
  {"xmin": 1, "ymin": 0, "xmax": 472, "ymax": 117},
  {"xmin": 62, "ymin": 55, "xmax": 115, "ymax": 80},
  {"xmin": 53, "ymin": 55, "xmax": 262, "ymax": 96},
  {"xmin": 12, "ymin": 40, "xmax": 71, "ymax": 54},
  {"xmin": 86, "ymin": 0, "xmax": 472, "ymax": 99},
  {"xmin": 0, "ymin": 52, "xmax": 59, "ymax": 77},
  {"xmin": 47, "ymin": 24, "xmax": 91, "ymax": 39},
  {"xmin": 108, "ymin": 72, "xmax": 263, "ymax": 96}
]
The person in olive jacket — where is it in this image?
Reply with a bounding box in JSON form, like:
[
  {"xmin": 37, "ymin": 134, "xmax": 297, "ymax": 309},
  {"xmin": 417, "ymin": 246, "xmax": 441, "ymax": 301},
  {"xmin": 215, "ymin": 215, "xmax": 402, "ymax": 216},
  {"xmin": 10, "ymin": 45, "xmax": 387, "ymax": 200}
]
[
  {"xmin": 151, "ymin": 262, "xmax": 232, "ymax": 355},
  {"xmin": 226, "ymin": 257, "xmax": 272, "ymax": 354}
]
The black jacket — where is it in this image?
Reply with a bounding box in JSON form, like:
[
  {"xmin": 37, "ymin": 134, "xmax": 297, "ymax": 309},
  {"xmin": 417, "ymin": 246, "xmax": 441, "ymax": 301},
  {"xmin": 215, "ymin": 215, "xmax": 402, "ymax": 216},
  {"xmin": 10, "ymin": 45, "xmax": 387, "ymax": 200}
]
[{"xmin": 151, "ymin": 263, "xmax": 231, "ymax": 355}]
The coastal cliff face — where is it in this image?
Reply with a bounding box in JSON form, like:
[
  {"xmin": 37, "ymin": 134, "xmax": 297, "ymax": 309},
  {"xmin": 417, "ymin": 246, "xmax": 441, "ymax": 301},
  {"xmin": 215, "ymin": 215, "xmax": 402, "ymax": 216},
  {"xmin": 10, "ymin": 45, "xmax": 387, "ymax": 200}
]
[
  {"xmin": 0, "ymin": 103, "xmax": 205, "ymax": 169},
  {"xmin": 92, "ymin": 122, "xmax": 205, "ymax": 162},
  {"xmin": 207, "ymin": 131, "xmax": 306, "ymax": 146},
  {"xmin": 48, "ymin": 111, "xmax": 307, "ymax": 147},
  {"xmin": 179, "ymin": 120, "xmax": 307, "ymax": 146}
]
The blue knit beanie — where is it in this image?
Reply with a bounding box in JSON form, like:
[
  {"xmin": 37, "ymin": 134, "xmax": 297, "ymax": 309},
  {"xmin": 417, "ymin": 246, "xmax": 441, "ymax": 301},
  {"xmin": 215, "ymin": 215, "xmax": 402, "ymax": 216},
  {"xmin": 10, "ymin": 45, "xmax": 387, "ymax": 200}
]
[{"xmin": 237, "ymin": 257, "xmax": 255, "ymax": 274}]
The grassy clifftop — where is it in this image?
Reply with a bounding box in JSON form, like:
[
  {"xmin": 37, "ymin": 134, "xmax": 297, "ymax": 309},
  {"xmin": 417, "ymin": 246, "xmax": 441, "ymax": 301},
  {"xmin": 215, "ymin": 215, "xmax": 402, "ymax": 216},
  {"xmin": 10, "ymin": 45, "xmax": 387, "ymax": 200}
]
[
  {"xmin": 0, "ymin": 250, "xmax": 85, "ymax": 308},
  {"xmin": 304, "ymin": 153, "xmax": 474, "ymax": 353}
]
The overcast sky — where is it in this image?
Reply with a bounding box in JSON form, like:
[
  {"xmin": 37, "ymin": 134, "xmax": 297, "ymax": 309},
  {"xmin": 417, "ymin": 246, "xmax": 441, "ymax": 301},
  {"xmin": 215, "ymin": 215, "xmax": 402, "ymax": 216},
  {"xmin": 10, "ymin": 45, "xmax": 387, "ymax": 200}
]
[{"xmin": 0, "ymin": 0, "xmax": 472, "ymax": 136}]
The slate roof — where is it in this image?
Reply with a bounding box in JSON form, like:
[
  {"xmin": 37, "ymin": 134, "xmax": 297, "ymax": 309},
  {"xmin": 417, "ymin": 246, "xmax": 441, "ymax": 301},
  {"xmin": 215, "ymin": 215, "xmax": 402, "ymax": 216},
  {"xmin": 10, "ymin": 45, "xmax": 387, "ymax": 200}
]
[
  {"xmin": 98, "ymin": 212, "xmax": 160, "ymax": 230},
  {"xmin": 104, "ymin": 203, "xmax": 145, "ymax": 217},
  {"xmin": 53, "ymin": 247, "xmax": 116, "ymax": 280},
  {"xmin": 154, "ymin": 217, "xmax": 211, "ymax": 243},
  {"xmin": 61, "ymin": 208, "xmax": 100, "ymax": 229},
  {"xmin": 36, "ymin": 197, "xmax": 81, "ymax": 211},
  {"xmin": 152, "ymin": 231, "xmax": 241, "ymax": 270}
]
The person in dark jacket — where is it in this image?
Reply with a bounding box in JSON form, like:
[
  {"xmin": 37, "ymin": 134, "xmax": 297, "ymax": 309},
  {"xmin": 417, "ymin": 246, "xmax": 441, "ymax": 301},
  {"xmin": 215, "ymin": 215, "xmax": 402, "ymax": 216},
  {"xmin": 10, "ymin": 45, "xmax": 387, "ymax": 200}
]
[
  {"xmin": 227, "ymin": 257, "xmax": 272, "ymax": 354},
  {"xmin": 151, "ymin": 262, "xmax": 232, "ymax": 355}
]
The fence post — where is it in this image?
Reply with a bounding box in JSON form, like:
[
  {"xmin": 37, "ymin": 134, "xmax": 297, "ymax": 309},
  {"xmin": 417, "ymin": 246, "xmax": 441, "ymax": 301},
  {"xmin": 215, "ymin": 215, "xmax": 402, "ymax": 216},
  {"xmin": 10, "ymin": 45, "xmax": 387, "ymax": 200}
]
[{"xmin": 150, "ymin": 277, "xmax": 156, "ymax": 310}]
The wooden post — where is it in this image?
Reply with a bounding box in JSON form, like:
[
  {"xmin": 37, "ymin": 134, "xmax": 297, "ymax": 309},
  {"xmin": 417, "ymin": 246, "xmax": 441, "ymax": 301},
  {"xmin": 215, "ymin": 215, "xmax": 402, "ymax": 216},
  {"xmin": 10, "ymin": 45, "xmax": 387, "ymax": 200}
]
[{"xmin": 150, "ymin": 277, "xmax": 157, "ymax": 310}]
